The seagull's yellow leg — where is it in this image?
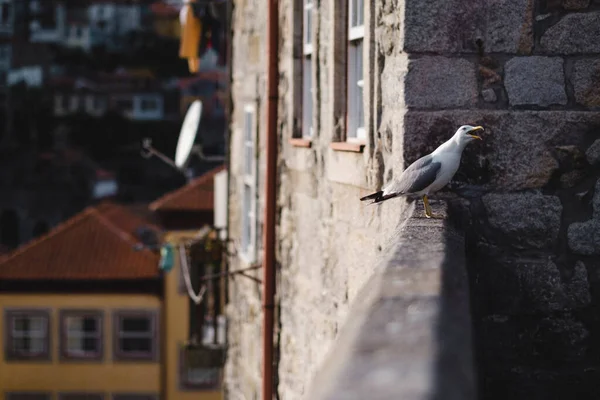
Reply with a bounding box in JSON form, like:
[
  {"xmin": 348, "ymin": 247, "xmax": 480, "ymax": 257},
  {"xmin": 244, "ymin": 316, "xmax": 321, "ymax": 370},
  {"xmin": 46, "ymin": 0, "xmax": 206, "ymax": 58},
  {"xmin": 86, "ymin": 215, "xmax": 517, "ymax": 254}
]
[{"xmin": 423, "ymin": 195, "xmax": 432, "ymax": 218}]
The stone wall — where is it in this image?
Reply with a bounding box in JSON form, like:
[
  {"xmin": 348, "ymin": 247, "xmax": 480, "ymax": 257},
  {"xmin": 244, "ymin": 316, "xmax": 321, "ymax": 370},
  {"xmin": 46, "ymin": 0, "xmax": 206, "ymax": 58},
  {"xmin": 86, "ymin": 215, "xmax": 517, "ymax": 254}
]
[
  {"xmin": 379, "ymin": 0, "xmax": 600, "ymax": 397},
  {"xmin": 226, "ymin": 0, "xmax": 412, "ymax": 399},
  {"xmin": 227, "ymin": 0, "xmax": 600, "ymax": 399}
]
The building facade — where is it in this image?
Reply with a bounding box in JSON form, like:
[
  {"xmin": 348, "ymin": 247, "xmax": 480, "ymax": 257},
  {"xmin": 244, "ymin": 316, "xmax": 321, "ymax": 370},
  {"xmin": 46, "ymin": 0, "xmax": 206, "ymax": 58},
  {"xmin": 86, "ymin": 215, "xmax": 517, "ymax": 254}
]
[
  {"xmin": 226, "ymin": 0, "xmax": 600, "ymax": 399},
  {"xmin": 0, "ymin": 199, "xmax": 224, "ymax": 400}
]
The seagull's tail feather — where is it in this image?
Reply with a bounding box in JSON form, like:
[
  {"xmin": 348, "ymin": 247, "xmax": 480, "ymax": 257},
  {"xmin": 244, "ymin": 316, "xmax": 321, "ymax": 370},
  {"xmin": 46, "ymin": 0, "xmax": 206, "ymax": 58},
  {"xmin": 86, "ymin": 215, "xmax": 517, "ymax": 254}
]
[
  {"xmin": 360, "ymin": 191, "xmax": 383, "ymax": 202},
  {"xmin": 360, "ymin": 191, "xmax": 399, "ymax": 205}
]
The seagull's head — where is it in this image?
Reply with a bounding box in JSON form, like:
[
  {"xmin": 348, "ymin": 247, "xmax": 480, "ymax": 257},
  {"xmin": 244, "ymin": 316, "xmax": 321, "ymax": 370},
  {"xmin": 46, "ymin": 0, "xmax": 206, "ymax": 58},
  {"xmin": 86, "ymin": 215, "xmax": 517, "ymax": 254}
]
[{"xmin": 454, "ymin": 125, "xmax": 484, "ymax": 146}]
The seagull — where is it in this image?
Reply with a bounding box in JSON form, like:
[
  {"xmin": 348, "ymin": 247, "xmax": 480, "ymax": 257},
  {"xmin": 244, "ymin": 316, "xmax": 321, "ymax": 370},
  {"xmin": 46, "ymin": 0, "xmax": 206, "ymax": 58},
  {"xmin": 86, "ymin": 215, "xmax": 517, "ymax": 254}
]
[{"xmin": 360, "ymin": 125, "xmax": 484, "ymax": 218}]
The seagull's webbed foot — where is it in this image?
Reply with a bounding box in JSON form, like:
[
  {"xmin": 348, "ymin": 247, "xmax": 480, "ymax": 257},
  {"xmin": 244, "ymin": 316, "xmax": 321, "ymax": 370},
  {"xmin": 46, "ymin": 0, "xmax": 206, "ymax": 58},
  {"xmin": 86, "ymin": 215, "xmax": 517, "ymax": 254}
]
[{"xmin": 423, "ymin": 195, "xmax": 433, "ymax": 218}]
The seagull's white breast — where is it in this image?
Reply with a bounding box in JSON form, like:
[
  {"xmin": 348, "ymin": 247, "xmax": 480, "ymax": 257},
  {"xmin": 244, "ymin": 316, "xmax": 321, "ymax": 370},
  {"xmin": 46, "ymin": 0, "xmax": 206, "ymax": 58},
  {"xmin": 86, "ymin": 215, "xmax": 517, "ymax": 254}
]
[{"xmin": 422, "ymin": 152, "xmax": 462, "ymax": 195}]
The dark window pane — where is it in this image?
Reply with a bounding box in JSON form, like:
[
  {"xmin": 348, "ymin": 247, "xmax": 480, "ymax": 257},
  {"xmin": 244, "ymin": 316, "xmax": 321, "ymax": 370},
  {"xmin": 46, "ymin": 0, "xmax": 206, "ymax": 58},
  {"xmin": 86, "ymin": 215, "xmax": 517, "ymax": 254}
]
[
  {"xmin": 61, "ymin": 394, "xmax": 103, "ymax": 400},
  {"xmin": 82, "ymin": 317, "xmax": 97, "ymax": 333},
  {"xmin": 12, "ymin": 337, "xmax": 30, "ymax": 351},
  {"xmin": 120, "ymin": 337, "xmax": 151, "ymax": 353},
  {"xmin": 113, "ymin": 396, "xmax": 154, "ymax": 400},
  {"xmin": 7, "ymin": 394, "xmax": 50, "ymax": 400},
  {"xmin": 83, "ymin": 337, "xmax": 98, "ymax": 351},
  {"xmin": 121, "ymin": 317, "xmax": 150, "ymax": 333},
  {"xmin": 13, "ymin": 317, "xmax": 30, "ymax": 332}
]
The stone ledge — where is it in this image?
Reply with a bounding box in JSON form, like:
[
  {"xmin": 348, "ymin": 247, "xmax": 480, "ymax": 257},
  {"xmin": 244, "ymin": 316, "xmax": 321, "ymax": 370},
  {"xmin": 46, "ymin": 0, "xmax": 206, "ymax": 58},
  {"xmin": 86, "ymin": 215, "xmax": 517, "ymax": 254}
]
[{"xmin": 306, "ymin": 201, "xmax": 476, "ymax": 400}]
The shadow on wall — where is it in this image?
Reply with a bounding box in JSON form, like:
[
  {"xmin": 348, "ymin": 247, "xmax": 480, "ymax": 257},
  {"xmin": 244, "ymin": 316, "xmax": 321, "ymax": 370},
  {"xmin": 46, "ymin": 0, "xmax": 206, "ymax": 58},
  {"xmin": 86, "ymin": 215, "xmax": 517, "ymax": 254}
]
[{"xmin": 431, "ymin": 201, "xmax": 477, "ymax": 400}]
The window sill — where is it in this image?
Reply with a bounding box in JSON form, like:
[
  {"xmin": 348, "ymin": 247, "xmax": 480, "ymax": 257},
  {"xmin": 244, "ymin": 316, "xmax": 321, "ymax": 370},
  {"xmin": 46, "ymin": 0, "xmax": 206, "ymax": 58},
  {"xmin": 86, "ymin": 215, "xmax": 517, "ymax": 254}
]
[
  {"xmin": 289, "ymin": 138, "xmax": 312, "ymax": 148},
  {"xmin": 330, "ymin": 141, "xmax": 365, "ymax": 153}
]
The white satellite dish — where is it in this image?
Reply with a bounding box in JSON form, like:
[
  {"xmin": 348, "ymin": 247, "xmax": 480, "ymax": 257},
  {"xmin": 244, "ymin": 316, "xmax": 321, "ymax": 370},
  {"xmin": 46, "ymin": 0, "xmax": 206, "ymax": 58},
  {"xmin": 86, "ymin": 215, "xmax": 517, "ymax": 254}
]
[
  {"xmin": 140, "ymin": 98, "xmax": 223, "ymax": 172},
  {"xmin": 175, "ymin": 100, "xmax": 203, "ymax": 168}
]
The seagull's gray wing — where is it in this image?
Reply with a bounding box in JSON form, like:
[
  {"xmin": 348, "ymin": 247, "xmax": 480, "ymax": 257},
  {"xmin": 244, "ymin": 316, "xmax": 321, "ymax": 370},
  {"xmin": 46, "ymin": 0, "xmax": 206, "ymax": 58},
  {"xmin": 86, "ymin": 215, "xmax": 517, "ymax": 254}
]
[{"xmin": 383, "ymin": 155, "xmax": 441, "ymax": 195}]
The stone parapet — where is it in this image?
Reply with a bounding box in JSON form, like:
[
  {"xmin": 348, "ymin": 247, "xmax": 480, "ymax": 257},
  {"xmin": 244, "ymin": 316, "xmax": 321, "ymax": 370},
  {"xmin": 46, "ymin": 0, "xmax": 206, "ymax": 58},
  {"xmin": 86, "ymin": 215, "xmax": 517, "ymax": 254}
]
[{"xmin": 306, "ymin": 201, "xmax": 476, "ymax": 400}]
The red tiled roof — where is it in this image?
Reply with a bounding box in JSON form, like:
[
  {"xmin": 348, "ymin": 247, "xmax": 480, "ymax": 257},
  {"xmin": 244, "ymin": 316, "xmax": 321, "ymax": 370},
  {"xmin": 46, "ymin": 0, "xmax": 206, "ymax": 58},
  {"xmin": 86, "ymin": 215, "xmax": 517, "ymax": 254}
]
[
  {"xmin": 149, "ymin": 165, "xmax": 224, "ymax": 212},
  {"xmin": 0, "ymin": 203, "xmax": 161, "ymax": 281}
]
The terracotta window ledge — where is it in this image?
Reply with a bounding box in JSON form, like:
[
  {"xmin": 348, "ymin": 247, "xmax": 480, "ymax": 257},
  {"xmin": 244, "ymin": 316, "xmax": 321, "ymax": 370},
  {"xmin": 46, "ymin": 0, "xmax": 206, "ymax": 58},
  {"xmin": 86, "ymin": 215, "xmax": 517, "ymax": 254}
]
[
  {"xmin": 289, "ymin": 138, "xmax": 312, "ymax": 148},
  {"xmin": 330, "ymin": 141, "xmax": 365, "ymax": 153}
]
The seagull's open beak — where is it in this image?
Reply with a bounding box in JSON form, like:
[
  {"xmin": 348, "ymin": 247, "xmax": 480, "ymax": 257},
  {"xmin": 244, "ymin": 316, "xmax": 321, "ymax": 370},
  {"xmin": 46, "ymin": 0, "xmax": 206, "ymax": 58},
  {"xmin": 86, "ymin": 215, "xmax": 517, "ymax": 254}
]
[{"xmin": 468, "ymin": 126, "xmax": 484, "ymax": 140}]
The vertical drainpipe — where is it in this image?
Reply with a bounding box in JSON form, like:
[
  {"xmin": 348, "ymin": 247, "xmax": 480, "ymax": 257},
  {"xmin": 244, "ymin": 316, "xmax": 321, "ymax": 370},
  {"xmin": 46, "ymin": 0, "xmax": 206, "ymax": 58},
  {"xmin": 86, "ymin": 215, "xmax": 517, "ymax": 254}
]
[{"xmin": 263, "ymin": 0, "xmax": 279, "ymax": 399}]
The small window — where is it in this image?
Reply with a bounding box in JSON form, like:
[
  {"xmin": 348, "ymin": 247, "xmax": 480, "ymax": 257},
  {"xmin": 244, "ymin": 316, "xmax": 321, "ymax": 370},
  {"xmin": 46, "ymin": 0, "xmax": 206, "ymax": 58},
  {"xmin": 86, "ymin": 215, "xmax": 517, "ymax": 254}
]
[
  {"xmin": 346, "ymin": 0, "xmax": 365, "ymax": 142},
  {"xmin": 241, "ymin": 106, "xmax": 256, "ymax": 262},
  {"xmin": 0, "ymin": 2, "xmax": 11, "ymax": 26},
  {"xmin": 179, "ymin": 349, "xmax": 222, "ymax": 390},
  {"xmin": 4, "ymin": 309, "xmax": 50, "ymax": 361},
  {"xmin": 6, "ymin": 393, "xmax": 51, "ymax": 400},
  {"xmin": 112, "ymin": 395, "xmax": 157, "ymax": 400},
  {"xmin": 113, "ymin": 310, "xmax": 158, "ymax": 361},
  {"xmin": 140, "ymin": 98, "xmax": 158, "ymax": 111},
  {"xmin": 302, "ymin": 0, "xmax": 313, "ymax": 138},
  {"xmin": 60, "ymin": 310, "xmax": 103, "ymax": 361},
  {"xmin": 59, "ymin": 394, "xmax": 104, "ymax": 400}
]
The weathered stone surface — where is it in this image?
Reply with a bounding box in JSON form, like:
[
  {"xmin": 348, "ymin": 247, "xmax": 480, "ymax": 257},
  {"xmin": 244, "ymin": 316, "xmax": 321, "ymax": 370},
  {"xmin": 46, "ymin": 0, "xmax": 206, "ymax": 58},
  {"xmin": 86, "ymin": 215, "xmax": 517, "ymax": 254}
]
[
  {"xmin": 478, "ymin": 258, "xmax": 591, "ymax": 314},
  {"xmin": 568, "ymin": 221, "xmax": 600, "ymax": 255},
  {"xmin": 482, "ymin": 192, "xmax": 562, "ymax": 249},
  {"xmin": 554, "ymin": 145, "xmax": 586, "ymax": 168},
  {"xmin": 568, "ymin": 180, "xmax": 600, "ymax": 254},
  {"xmin": 586, "ymin": 139, "xmax": 600, "ymax": 165},
  {"xmin": 405, "ymin": 57, "xmax": 478, "ymax": 109},
  {"xmin": 485, "ymin": 0, "xmax": 534, "ymax": 53},
  {"xmin": 560, "ymin": 170, "xmax": 586, "ymax": 188},
  {"xmin": 404, "ymin": 111, "xmax": 600, "ymax": 190},
  {"xmin": 482, "ymin": 88, "xmax": 498, "ymax": 103},
  {"xmin": 480, "ymin": 313, "xmax": 589, "ymax": 368},
  {"xmin": 403, "ymin": 0, "xmax": 483, "ymax": 53},
  {"xmin": 480, "ymin": 66, "xmax": 501, "ymax": 87},
  {"xmin": 563, "ymin": 0, "xmax": 589, "ymax": 9},
  {"xmin": 308, "ymin": 204, "xmax": 475, "ymax": 400},
  {"xmin": 541, "ymin": 12, "xmax": 600, "ymax": 54},
  {"xmin": 572, "ymin": 59, "xmax": 600, "ymax": 108},
  {"xmin": 519, "ymin": 261, "xmax": 591, "ymax": 312},
  {"xmin": 404, "ymin": 0, "xmax": 534, "ymax": 54},
  {"xmin": 505, "ymin": 57, "xmax": 567, "ymax": 107}
]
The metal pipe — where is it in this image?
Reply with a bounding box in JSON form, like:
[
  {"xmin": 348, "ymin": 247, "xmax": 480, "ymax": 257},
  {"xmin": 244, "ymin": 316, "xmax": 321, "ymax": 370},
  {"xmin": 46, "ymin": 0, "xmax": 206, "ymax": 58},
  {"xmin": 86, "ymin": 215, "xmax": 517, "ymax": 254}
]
[{"xmin": 263, "ymin": 0, "xmax": 279, "ymax": 399}]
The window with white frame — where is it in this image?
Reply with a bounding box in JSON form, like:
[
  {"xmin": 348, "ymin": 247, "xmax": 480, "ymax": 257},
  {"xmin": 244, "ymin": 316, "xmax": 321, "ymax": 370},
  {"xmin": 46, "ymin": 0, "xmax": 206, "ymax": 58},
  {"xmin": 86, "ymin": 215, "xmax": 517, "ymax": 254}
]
[
  {"xmin": 347, "ymin": 0, "xmax": 364, "ymax": 141},
  {"xmin": 60, "ymin": 310, "xmax": 103, "ymax": 360},
  {"xmin": 113, "ymin": 310, "xmax": 158, "ymax": 361},
  {"xmin": 302, "ymin": 0, "xmax": 313, "ymax": 138},
  {"xmin": 241, "ymin": 106, "xmax": 256, "ymax": 261}
]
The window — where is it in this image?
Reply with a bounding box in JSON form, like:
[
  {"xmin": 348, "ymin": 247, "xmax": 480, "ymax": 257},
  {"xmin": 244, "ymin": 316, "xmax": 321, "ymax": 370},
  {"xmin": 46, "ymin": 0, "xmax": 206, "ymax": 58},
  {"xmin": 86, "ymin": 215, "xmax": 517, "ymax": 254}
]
[
  {"xmin": 59, "ymin": 394, "xmax": 104, "ymax": 400},
  {"xmin": 140, "ymin": 98, "xmax": 158, "ymax": 111},
  {"xmin": 113, "ymin": 310, "xmax": 158, "ymax": 361},
  {"xmin": 4, "ymin": 309, "xmax": 50, "ymax": 361},
  {"xmin": 6, "ymin": 393, "xmax": 51, "ymax": 400},
  {"xmin": 302, "ymin": 0, "xmax": 313, "ymax": 138},
  {"xmin": 179, "ymin": 349, "xmax": 222, "ymax": 390},
  {"xmin": 346, "ymin": 0, "xmax": 364, "ymax": 141},
  {"xmin": 60, "ymin": 310, "xmax": 103, "ymax": 360},
  {"xmin": 241, "ymin": 106, "xmax": 256, "ymax": 262},
  {"xmin": 0, "ymin": 1, "xmax": 11, "ymax": 27},
  {"xmin": 112, "ymin": 395, "xmax": 157, "ymax": 400}
]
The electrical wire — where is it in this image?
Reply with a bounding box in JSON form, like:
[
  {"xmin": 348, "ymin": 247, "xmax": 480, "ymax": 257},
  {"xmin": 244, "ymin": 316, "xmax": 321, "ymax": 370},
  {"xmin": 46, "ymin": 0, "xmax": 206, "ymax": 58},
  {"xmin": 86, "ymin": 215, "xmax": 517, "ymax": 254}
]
[{"xmin": 179, "ymin": 242, "xmax": 206, "ymax": 304}]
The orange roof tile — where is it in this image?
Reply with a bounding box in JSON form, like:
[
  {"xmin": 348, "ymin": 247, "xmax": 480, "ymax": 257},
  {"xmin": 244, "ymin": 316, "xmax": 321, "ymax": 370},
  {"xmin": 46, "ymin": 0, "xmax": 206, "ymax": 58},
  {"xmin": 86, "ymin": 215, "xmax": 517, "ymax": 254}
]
[
  {"xmin": 149, "ymin": 165, "xmax": 224, "ymax": 212},
  {"xmin": 0, "ymin": 203, "xmax": 161, "ymax": 281}
]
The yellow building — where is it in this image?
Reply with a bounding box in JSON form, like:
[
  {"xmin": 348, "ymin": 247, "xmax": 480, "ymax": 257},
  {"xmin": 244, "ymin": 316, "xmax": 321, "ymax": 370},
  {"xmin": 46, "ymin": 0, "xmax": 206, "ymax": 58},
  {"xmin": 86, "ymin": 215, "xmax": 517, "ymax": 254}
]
[{"xmin": 0, "ymin": 189, "xmax": 224, "ymax": 400}]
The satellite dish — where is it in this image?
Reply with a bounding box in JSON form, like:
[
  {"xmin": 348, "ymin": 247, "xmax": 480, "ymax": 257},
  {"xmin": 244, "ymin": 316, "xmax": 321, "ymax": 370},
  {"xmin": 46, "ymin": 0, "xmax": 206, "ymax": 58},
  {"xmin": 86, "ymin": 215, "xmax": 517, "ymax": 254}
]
[
  {"xmin": 140, "ymin": 99, "xmax": 223, "ymax": 173},
  {"xmin": 175, "ymin": 100, "xmax": 203, "ymax": 168}
]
